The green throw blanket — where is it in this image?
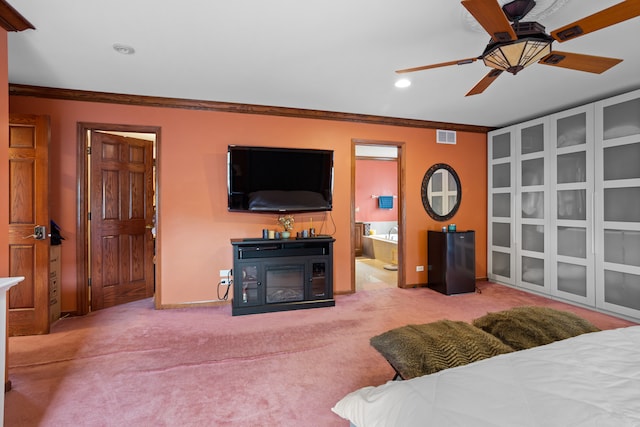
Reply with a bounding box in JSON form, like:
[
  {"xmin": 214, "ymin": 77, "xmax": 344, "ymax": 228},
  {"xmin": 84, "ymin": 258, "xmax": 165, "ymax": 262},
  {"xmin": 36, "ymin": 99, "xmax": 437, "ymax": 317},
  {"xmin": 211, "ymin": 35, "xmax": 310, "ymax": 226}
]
[
  {"xmin": 370, "ymin": 307, "xmax": 601, "ymax": 380},
  {"xmin": 370, "ymin": 320, "xmax": 514, "ymax": 380},
  {"xmin": 472, "ymin": 306, "xmax": 601, "ymax": 350}
]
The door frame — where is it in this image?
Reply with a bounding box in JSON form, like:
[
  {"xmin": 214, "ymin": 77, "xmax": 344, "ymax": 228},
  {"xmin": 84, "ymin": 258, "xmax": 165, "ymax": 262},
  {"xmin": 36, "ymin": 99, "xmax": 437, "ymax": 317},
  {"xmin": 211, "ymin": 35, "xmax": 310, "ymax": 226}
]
[
  {"xmin": 351, "ymin": 139, "xmax": 406, "ymax": 292},
  {"xmin": 76, "ymin": 122, "xmax": 161, "ymax": 315}
]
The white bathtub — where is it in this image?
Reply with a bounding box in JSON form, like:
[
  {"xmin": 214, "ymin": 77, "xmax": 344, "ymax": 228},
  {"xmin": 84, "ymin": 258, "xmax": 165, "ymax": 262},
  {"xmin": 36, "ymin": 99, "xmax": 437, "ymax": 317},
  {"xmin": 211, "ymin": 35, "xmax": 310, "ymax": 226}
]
[{"xmin": 363, "ymin": 234, "xmax": 398, "ymax": 264}]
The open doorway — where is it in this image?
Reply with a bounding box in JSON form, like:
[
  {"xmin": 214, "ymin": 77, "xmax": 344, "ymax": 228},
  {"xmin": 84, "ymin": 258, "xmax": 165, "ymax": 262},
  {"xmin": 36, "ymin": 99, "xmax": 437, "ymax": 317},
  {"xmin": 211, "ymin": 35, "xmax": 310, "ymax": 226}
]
[
  {"xmin": 352, "ymin": 140, "xmax": 405, "ymax": 292},
  {"xmin": 76, "ymin": 123, "xmax": 160, "ymax": 315}
]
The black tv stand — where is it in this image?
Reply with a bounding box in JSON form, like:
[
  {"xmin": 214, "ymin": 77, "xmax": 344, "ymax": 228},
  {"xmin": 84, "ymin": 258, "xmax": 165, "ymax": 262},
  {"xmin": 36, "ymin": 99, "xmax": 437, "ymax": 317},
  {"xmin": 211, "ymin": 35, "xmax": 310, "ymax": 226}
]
[{"xmin": 230, "ymin": 237, "xmax": 335, "ymax": 316}]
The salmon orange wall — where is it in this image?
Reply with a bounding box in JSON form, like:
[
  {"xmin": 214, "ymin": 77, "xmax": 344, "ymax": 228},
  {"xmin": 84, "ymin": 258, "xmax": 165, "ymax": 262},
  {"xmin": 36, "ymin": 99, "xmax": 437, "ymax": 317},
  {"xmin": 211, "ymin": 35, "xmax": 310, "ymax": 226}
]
[
  {"xmin": 355, "ymin": 159, "xmax": 397, "ymax": 223},
  {"xmin": 9, "ymin": 94, "xmax": 487, "ymax": 310}
]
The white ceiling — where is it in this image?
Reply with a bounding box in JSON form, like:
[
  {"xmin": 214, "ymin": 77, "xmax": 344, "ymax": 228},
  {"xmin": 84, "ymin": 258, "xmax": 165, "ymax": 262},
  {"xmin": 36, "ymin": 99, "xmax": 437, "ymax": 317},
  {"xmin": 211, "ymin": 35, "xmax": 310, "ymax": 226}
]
[{"xmin": 7, "ymin": 0, "xmax": 640, "ymax": 128}]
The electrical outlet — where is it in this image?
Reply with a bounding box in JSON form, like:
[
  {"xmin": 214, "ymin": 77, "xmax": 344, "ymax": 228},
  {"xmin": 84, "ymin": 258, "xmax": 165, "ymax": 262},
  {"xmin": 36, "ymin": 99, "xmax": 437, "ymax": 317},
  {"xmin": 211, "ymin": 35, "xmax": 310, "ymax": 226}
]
[
  {"xmin": 416, "ymin": 265, "xmax": 424, "ymax": 272},
  {"xmin": 220, "ymin": 279, "xmax": 231, "ymax": 285},
  {"xmin": 219, "ymin": 269, "xmax": 232, "ymax": 277}
]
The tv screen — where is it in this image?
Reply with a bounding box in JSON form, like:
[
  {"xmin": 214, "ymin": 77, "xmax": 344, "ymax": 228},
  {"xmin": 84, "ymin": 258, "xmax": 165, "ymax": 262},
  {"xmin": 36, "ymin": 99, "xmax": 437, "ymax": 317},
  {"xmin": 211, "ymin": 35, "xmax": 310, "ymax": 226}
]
[{"xmin": 227, "ymin": 145, "xmax": 334, "ymax": 213}]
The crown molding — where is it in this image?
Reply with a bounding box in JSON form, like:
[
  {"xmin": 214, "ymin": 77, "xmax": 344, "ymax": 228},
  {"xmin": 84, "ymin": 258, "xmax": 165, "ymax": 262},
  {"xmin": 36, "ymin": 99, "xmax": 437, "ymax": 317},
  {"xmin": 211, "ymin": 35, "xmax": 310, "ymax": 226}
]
[
  {"xmin": 9, "ymin": 84, "xmax": 493, "ymax": 133},
  {"xmin": 0, "ymin": 0, "xmax": 34, "ymax": 31}
]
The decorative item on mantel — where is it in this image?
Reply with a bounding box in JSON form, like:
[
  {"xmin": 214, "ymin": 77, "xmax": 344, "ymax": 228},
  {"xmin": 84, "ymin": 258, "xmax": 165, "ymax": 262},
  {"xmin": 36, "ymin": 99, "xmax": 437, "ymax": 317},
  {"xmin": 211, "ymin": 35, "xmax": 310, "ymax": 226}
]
[{"xmin": 278, "ymin": 215, "xmax": 295, "ymax": 239}]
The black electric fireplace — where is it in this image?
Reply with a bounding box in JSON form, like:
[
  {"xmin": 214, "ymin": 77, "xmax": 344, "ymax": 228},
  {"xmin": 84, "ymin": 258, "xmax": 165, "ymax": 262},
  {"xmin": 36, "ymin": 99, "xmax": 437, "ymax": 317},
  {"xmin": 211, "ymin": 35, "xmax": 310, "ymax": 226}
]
[{"xmin": 231, "ymin": 237, "xmax": 335, "ymax": 315}]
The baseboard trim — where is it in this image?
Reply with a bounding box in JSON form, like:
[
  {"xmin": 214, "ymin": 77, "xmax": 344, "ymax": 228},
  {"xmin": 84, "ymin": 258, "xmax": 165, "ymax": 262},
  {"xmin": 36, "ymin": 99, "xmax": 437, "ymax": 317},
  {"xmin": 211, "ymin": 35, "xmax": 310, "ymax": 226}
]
[{"xmin": 157, "ymin": 299, "xmax": 230, "ymax": 310}]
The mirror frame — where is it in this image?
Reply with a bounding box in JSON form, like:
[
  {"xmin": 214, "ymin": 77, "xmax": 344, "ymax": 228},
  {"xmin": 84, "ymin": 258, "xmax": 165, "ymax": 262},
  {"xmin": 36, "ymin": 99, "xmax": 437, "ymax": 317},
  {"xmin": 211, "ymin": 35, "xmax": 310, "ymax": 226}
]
[{"xmin": 420, "ymin": 163, "xmax": 462, "ymax": 221}]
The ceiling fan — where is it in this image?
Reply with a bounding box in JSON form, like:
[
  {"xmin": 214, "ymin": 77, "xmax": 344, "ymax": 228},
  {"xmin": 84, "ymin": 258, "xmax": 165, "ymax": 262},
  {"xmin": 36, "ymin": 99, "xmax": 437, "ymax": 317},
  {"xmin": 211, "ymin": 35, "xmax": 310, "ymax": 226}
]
[{"xmin": 396, "ymin": 0, "xmax": 640, "ymax": 96}]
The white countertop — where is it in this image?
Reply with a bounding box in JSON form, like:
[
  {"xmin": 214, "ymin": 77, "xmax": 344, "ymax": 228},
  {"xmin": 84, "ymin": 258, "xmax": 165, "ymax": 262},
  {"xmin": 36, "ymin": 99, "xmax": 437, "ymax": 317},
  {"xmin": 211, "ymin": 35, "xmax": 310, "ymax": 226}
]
[{"xmin": 0, "ymin": 277, "xmax": 25, "ymax": 292}]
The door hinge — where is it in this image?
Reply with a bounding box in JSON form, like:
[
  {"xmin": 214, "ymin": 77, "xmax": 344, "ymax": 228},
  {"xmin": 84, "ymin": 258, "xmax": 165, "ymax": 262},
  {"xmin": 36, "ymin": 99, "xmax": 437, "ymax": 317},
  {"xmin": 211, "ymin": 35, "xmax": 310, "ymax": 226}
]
[
  {"xmin": 87, "ymin": 146, "xmax": 91, "ymax": 155},
  {"xmin": 88, "ymin": 277, "xmax": 91, "ymax": 287},
  {"xmin": 88, "ymin": 212, "xmax": 91, "ymax": 220}
]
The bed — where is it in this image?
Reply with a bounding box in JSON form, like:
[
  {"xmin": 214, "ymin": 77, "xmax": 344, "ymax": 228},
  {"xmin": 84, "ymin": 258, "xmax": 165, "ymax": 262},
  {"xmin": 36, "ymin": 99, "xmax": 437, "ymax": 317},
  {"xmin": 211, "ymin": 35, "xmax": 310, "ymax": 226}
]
[{"xmin": 333, "ymin": 324, "xmax": 640, "ymax": 426}]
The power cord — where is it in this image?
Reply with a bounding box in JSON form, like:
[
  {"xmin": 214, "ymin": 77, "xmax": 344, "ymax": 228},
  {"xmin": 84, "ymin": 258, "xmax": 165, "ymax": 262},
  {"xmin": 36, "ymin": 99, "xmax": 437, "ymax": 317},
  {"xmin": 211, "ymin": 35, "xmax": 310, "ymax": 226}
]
[
  {"xmin": 217, "ymin": 281, "xmax": 230, "ymax": 301},
  {"xmin": 316, "ymin": 211, "xmax": 336, "ymax": 237},
  {"xmin": 217, "ymin": 270, "xmax": 233, "ymax": 301}
]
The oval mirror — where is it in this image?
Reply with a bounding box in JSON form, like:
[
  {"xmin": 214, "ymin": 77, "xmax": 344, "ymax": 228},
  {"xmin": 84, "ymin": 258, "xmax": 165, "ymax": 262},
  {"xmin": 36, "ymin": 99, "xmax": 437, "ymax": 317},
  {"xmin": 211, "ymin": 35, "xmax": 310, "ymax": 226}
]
[{"xmin": 421, "ymin": 163, "xmax": 461, "ymax": 221}]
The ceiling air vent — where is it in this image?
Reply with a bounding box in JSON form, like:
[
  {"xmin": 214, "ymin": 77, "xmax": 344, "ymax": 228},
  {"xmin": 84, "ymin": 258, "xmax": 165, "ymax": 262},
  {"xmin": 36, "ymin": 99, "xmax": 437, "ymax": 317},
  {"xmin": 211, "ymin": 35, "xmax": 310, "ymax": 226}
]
[{"xmin": 437, "ymin": 130, "xmax": 456, "ymax": 144}]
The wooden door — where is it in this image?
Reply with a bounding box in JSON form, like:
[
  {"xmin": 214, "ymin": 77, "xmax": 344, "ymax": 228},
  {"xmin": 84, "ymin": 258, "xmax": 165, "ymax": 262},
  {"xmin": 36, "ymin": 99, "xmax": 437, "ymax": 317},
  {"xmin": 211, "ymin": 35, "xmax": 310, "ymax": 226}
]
[
  {"xmin": 8, "ymin": 114, "xmax": 50, "ymax": 336},
  {"xmin": 90, "ymin": 132, "xmax": 155, "ymax": 310}
]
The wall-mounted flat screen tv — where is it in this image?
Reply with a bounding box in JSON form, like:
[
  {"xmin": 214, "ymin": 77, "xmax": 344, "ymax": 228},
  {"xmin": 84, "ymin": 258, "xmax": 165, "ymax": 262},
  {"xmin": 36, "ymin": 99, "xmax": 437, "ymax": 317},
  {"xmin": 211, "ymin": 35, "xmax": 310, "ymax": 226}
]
[{"xmin": 227, "ymin": 145, "xmax": 334, "ymax": 213}]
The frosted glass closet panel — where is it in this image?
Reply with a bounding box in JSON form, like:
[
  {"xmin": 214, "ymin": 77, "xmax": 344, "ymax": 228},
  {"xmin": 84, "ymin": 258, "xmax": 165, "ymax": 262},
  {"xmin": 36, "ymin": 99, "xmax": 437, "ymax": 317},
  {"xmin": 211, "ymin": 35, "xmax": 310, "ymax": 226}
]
[
  {"xmin": 492, "ymin": 132, "xmax": 511, "ymax": 159},
  {"xmin": 604, "ymin": 230, "xmax": 640, "ymax": 266},
  {"xmin": 603, "ymin": 271, "xmax": 640, "ymax": 311},
  {"xmin": 493, "ymin": 163, "xmax": 511, "ymax": 188},
  {"xmin": 522, "ymin": 224, "xmax": 544, "ymax": 252},
  {"xmin": 603, "ymin": 188, "xmax": 640, "ymax": 222},
  {"xmin": 557, "ymin": 227, "xmax": 587, "ymax": 258},
  {"xmin": 557, "ymin": 152, "xmax": 586, "ymax": 183},
  {"xmin": 492, "ymin": 193, "xmax": 510, "ymax": 218},
  {"xmin": 557, "ymin": 190, "xmax": 586, "ymax": 220}
]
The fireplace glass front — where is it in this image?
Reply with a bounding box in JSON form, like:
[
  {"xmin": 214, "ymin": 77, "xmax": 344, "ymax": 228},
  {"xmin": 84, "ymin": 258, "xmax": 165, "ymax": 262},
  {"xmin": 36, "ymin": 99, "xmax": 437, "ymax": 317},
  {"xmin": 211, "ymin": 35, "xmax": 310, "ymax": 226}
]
[{"xmin": 265, "ymin": 264, "xmax": 305, "ymax": 303}]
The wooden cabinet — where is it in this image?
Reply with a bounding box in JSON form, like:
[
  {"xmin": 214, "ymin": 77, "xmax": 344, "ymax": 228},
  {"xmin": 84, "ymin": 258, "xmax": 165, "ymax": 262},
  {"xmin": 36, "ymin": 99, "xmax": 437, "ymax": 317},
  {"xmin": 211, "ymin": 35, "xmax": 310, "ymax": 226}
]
[
  {"xmin": 427, "ymin": 231, "xmax": 476, "ymax": 295},
  {"xmin": 354, "ymin": 222, "xmax": 364, "ymax": 256}
]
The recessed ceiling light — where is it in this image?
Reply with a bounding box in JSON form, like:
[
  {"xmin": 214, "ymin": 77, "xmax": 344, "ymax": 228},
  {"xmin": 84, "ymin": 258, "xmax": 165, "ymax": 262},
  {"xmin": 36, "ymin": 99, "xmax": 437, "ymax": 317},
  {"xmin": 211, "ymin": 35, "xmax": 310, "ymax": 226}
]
[
  {"xmin": 395, "ymin": 79, "xmax": 411, "ymax": 88},
  {"xmin": 113, "ymin": 44, "xmax": 135, "ymax": 55}
]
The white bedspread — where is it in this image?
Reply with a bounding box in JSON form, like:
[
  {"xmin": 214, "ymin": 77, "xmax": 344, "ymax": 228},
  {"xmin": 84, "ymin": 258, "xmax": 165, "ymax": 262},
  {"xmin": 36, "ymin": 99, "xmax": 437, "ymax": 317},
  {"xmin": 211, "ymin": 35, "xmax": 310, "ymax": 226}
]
[{"xmin": 333, "ymin": 325, "xmax": 640, "ymax": 427}]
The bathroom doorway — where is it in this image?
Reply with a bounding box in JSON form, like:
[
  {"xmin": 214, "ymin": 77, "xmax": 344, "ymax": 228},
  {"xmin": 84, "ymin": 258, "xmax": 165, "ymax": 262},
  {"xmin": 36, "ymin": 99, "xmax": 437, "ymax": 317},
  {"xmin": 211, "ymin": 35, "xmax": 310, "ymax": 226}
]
[{"xmin": 352, "ymin": 140, "xmax": 404, "ymax": 291}]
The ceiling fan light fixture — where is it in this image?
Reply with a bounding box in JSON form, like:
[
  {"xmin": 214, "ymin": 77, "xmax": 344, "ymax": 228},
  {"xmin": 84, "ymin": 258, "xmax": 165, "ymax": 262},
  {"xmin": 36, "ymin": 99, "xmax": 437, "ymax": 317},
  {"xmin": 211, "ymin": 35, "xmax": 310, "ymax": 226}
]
[{"xmin": 482, "ymin": 37, "xmax": 552, "ymax": 74}]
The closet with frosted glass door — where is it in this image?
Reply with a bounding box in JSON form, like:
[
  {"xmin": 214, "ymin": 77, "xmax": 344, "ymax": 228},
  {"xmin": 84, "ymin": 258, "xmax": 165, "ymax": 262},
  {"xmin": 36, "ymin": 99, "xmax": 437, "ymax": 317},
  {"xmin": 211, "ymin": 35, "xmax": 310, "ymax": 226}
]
[
  {"xmin": 488, "ymin": 118, "xmax": 551, "ymax": 294},
  {"xmin": 488, "ymin": 120, "xmax": 558, "ymax": 298},
  {"xmin": 487, "ymin": 88, "xmax": 640, "ymax": 322},
  {"xmin": 595, "ymin": 90, "xmax": 640, "ymax": 320}
]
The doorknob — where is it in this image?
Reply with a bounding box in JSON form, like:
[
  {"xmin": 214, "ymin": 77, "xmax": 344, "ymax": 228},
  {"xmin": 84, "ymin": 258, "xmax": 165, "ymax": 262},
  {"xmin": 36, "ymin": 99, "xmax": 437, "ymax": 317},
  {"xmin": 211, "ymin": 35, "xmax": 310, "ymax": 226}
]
[
  {"xmin": 23, "ymin": 225, "xmax": 47, "ymax": 240},
  {"xmin": 145, "ymin": 224, "xmax": 154, "ymax": 229}
]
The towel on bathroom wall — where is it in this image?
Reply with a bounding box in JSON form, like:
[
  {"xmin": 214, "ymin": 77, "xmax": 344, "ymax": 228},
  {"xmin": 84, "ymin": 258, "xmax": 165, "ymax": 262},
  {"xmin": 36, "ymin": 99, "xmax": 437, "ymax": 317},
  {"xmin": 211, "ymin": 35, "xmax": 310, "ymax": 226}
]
[{"xmin": 378, "ymin": 196, "xmax": 393, "ymax": 209}]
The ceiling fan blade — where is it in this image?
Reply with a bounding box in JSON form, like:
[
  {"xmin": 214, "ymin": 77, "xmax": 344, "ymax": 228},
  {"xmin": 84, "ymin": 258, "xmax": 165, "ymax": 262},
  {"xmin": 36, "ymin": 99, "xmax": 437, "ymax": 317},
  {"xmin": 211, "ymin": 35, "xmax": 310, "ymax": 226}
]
[
  {"xmin": 461, "ymin": 0, "xmax": 517, "ymax": 42},
  {"xmin": 395, "ymin": 57, "xmax": 479, "ymax": 74},
  {"xmin": 465, "ymin": 69, "xmax": 503, "ymax": 96},
  {"xmin": 539, "ymin": 51, "xmax": 623, "ymax": 74},
  {"xmin": 551, "ymin": 0, "xmax": 640, "ymax": 42}
]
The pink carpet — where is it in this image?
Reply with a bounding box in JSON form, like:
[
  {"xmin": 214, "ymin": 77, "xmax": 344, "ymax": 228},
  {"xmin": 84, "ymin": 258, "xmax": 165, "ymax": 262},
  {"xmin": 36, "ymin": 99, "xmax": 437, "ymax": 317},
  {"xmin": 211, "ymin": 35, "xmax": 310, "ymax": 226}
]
[{"xmin": 5, "ymin": 282, "xmax": 636, "ymax": 426}]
